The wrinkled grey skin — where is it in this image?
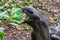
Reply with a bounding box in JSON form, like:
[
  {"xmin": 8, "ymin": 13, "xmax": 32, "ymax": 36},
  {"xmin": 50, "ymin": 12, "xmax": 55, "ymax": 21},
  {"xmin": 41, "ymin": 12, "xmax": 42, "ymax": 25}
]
[
  {"xmin": 49, "ymin": 27, "xmax": 60, "ymax": 40},
  {"xmin": 21, "ymin": 6, "xmax": 51, "ymax": 40},
  {"xmin": 22, "ymin": 6, "xmax": 60, "ymax": 40},
  {"xmin": 21, "ymin": 6, "xmax": 49, "ymax": 31}
]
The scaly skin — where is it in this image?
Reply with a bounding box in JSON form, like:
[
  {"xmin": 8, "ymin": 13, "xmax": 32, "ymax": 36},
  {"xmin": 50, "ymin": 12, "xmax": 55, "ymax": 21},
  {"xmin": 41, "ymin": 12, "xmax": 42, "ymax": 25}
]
[{"xmin": 22, "ymin": 6, "xmax": 51, "ymax": 40}]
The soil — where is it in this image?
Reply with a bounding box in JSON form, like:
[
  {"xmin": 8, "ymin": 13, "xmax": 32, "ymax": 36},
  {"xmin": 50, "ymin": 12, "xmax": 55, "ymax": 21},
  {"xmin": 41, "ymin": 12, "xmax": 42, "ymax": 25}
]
[
  {"xmin": 1, "ymin": 19, "xmax": 32, "ymax": 40},
  {"xmin": 0, "ymin": 0, "xmax": 60, "ymax": 40}
]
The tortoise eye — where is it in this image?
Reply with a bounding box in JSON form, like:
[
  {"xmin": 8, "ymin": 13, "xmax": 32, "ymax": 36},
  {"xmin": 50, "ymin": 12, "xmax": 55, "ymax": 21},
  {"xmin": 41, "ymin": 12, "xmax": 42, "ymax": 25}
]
[{"xmin": 27, "ymin": 10, "xmax": 33, "ymax": 14}]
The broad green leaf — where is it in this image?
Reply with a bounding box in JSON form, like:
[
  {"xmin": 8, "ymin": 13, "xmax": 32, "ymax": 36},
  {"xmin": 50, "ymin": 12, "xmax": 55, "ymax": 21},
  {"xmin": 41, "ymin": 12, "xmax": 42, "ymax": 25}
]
[
  {"xmin": 0, "ymin": 31, "xmax": 4, "ymax": 40},
  {"xmin": 10, "ymin": 7, "xmax": 23, "ymax": 24},
  {"xmin": 0, "ymin": 20, "xmax": 3, "ymax": 25},
  {"xmin": 0, "ymin": 27, "xmax": 5, "ymax": 40},
  {"xmin": 0, "ymin": 2, "xmax": 3, "ymax": 6},
  {"xmin": 12, "ymin": 7, "xmax": 22, "ymax": 14},
  {"xmin": 0, "ymin": 11, "xmax": 9, "ymax": 19}
]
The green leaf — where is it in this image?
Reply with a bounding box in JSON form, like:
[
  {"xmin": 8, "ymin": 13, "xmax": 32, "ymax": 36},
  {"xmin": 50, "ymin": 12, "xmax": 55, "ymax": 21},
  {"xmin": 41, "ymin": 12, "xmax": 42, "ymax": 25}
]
[
  {"xmin": 12, "ymin": 7, "xmax": 22, "ymax": 14},
  {"xmin": 0, "ymin": 31, "xmax": 4, "ymax": 40},
  {"xmin": 0, "ymin": 11, "xmax": 9, "ymax": 19},
  {"xmin": 24, "ymin": 26, "xmax": 29, "ymax": 31},
  {"xmin": 0, "ymin": 20, "xmax": 3, "ymax": 25},
  {"xmin": 0, "ymin": 2, "xmax": 3, "ymax": 6},
  {"xmin": 0, "ymin": 27, "xmax": 5, "ymax": 40},
  {"xmin": 10, "ymin": 7, "xmax": 23, "ymax": 24},
  {"xmin": 27, "ymin": 0, "xmax": 32, "ymax": 2}
]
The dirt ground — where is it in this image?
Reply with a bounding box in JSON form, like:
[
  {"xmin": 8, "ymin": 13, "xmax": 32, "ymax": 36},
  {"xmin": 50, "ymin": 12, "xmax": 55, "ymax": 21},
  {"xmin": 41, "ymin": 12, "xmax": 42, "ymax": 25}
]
[
  {"xmin": 1, "ymin": 19, "xmax": 32, "ymax": 40},
  {"xmin": 1, "ymin": 0, "xmax": 60, "ymax": 40}
]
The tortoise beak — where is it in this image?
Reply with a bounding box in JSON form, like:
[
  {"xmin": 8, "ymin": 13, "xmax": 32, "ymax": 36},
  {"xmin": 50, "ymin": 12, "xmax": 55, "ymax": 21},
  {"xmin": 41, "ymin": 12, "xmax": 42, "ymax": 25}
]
[{"xmin": 21, "ymin": 6, "xmax": 26, "ymax": 12}]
